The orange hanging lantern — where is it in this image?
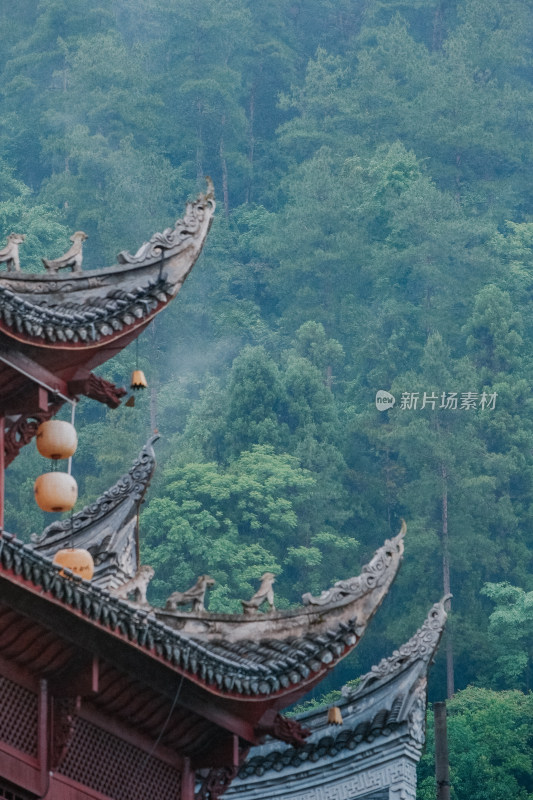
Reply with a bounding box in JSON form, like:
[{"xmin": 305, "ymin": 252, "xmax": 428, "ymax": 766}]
[
  {"xmin": 36, "ymin": 420, "xmax": 78, "ymax": 460},
  {"xmin": 34, "ymin": 472, "xmax": 78, "ymax": 512},
  {"xmin": 53, "ymin": 548, "xmax": 94, "ymax": 581},
  {"xmin": 130, "ymin": 369, "xmax": 148, "ymax": 390},
  {"xmin": 327, "ymin": 706, "xmax": 343, "ymax": 725}
]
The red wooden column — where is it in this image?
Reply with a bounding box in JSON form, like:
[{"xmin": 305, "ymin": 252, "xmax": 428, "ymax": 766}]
[
  {"xmin": 180, "ymin": 757, "xmax": 195, "ymax": 800},
  {"xmin": 38, "ymin": 679, "xmax": 51, "ymax": 799},
  {"xmin": 0, "ymin": 415, "xmax": 4, "ymax": 531}
]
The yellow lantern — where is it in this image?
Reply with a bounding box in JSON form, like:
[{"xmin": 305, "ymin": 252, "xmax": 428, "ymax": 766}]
[
  {"xmin": 34, "ymin": 472, "xmax": 78, "ymax": 512},
  {"xmin": 130, "ymin": 369, "xmax": 148, "ymax": 390},
  {"xmin": 53, "ymin": 548, "xmax": 94, "ymax": 581},
  {"xmin": 36, "ymin": 420, "xmax": 78, "ymax": 460}
]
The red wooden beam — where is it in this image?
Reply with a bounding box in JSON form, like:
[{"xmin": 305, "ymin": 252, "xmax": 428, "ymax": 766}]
[
  {"xmin": 49, "ymin": 655, "xmax": 99, "ymax": 698},
  {"xmin": 0, "ymin": 573, "xmax": 260, "ymax": 744},
  {"xmin": 0, "ymin": 346, "xmax": 71, "ymax": 402},
  {"xmin": 0, "ymin": 649, "xmax": 38, "ymax": 692},
  {"xmin": 0, "ymin": 740, "xmax": 40, "ymax": 797},
  {"xmin": 79, "ymin": 703, "xmax": 183, "ymax": 772}
]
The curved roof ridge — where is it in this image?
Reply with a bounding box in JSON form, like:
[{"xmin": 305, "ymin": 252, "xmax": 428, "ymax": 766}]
[
  {"xmin": 155, "ymin": 523, "xmax": 405, "ymax": 642},
  {"xmin": 0, "ymin": 533, "xmax": 359, "ymax": 699},
  {"xmin": 302, "ymin": 521, "xmax": 406, "ymax": 608},
  {"xmin": 342, "ymin": 594, "xmax": 449, "ymax": 698}
]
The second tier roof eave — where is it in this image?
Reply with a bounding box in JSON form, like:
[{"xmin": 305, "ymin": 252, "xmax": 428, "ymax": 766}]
[{"xmin": 0, "ymin": 527, "xmax": 403, "ymax": 702}]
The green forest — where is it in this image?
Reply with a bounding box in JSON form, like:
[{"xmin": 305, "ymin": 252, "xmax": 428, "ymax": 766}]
[{"xmin": 2, "ymin": 0, "xmax": 533, "ymax": 796}]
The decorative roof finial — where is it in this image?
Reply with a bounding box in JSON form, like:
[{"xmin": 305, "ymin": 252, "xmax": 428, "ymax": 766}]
[
  {"xmin": 0, "ymin": 233, "xmax": 25, "ymax": 272},
  {"xmin": 110, "ymin": 565, "xmax": 155, "ymax": 606},
  {"xmin": 302, "ymin": 520, "xmax": 406, "ymax": 607},
  {"xmin": 165, "ymin": 575, "xmax": 216, "ymax": 613},
  {"xmin": 241, "ymin": 573, "xmax": 276, "ymax": 614},
  {"xmin": 42, "ymin": 231, "xmax": 88, "ymax": 273}
]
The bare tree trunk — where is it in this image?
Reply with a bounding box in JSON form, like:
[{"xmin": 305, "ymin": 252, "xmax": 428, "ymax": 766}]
[
  {"xmin": 434, "ymin": 701, "xmax": 451, "ymax": 800},
  {"xmin": 220, "ymin": 114, "xmax": 229, "ymax": 218},
  {"xmin": 150, "ymin": 386, "xmax": 158, "ymax": 435},
  {"xmin": 441, "ymin": 465, "xmax": 454, "ymax": 698},
  {"xmin": 246, "ymin": 84, "xmax": 256, "ymax": 204},
  {"xmin": 432, "ymin": 4, "xmax": 444, "ymax": 51},
  {"xmin": 149, "ymin": 321, "xmax": 159, "ymax": 435},
  {"xmin": 455, "ymin": 151, "xmax": 462, "ymax": 204},
  {"xmin": 196, "ymin": 99, "xmax": 204, "ymax": 186}
]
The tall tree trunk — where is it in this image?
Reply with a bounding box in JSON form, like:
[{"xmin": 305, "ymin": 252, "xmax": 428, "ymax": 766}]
[
  {"xmin": 220, "ymin": 114, "xmax": 229, "ymax": 218},
  {"xmin": 150, "ymin": 386, "xmax": 158, "ymax": 435},
  {"xmin": 149, "ymin": 321, "xmax": 159, "ymax": 435},
  {"xmin": 441, "ymin": 464, "xmax": 454, "ymax": 698},
  {"xmin": 455, "ymin": 151, "xmax": 462, "ymax": 204},
  {"xmin": 432, "ymin": 4, "xmax": 444, "ymax": 51},
  {"xmin": 434, "ymin": 702, "xmax": 451, "ymax": 800},
  {"xmin": 196, "ymin": 99, "xmax": 204, "ymax": 187},
  {"xmin": 246, "ymin": 83, "xmax": 256, "ymax": 204}
]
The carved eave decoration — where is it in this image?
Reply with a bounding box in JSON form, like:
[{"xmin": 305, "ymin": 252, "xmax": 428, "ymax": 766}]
[
  {"xmin": 156, "ymin": 522, "xmax": 406, "ymax": 643},
  {"xmin": 343, "ymin": 594, "xmax": 449, "ymax": 697},
  {"xmin": 0, "ymin": 527, "xmax": 404, "ymax": 706}
]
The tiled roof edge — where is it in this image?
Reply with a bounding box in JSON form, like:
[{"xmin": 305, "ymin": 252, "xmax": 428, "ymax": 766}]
[{"xmin": 0, "ymin": 533, "xmax": 357, "ymax": 698}]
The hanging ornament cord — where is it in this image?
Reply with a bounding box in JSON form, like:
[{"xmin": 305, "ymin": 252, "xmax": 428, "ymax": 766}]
[
  {"xmin": 69, "ymin": 508, "xmax": 74, "ymax": 549},
  {"xmin": 68, "ymin": 400, "xmax": 76, "ymax": 476},
  {"xmin": 69, "ymin": 401, "xmax": 76, "ymax": 546}
]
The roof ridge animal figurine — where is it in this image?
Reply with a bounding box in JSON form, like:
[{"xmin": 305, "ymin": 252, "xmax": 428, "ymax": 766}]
[
  {"xmin": 165, "ymin": 574, "xmax": 215, "ymax": 613},
  {"xmin": 110, "ymin": 564, "xmax": 154, "ymax": 606},
  {"xmin": 42, "ymin": 231, "xmax": 88, "ymax": 273},
  {"xmin": 241, "ymin": 572, "xmax": 276, "ymax": 614},
  {"xmin": 0, "ymin": 233, "xmax": 25, "ymax": 272}
]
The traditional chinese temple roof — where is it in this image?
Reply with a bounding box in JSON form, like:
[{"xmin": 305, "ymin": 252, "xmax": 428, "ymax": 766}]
[
  {"xmin": 0, "ymin": 183, "xmax": 214, "ymax": 465},
  {"xmin": 29, "ymin": 436, "xmax": 406, "ymax": 648},
  {"xmin": 226, "ymin": 598, "xmax": 448, "ymax": 800},
  {"xmin": 0, "ymin": 183, "xmax": 440, "ymax": 800},
  {"xmin": 155, "ymin": 524, "xmax": 405, "ymax": 643},
  {"xmin": 0, "ymin": 520, "xmax": 404, "ymax": 754},
  {"xmin": 3, "ymin": 521, "xmax": 405, "ymax": 701}
]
